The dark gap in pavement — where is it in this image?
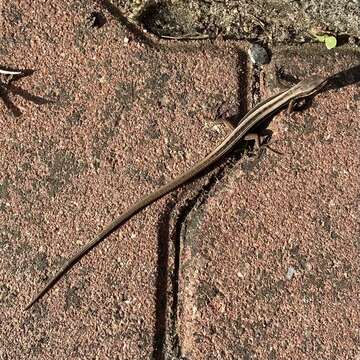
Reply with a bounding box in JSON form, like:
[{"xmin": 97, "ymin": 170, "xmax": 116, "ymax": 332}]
[
  {"xmin": 237, "ymin": 50, "xmax": 249, "ymax": 121},
  {"xmin": 152, "ymin": 201, "xmax": 176, "ymax": 360}
]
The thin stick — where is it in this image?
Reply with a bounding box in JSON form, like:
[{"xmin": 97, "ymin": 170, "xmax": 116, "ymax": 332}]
[{"xmin": 0, "ymin": 69, "xmax": 22, "ymax": 75}]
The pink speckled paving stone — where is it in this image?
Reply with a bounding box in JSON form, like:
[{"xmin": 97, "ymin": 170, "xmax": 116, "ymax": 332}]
[
  {"xmin": 0, "ymin": 1, "xmax": 244, "ymax": 358},
  {"xmin": 177, "ymin": 47, "xmax": 360, "ymax": 359}
]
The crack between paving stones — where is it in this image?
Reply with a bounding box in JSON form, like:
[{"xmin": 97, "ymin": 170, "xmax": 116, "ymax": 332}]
[{"xmin": 152, "ymin": 199, "xmax": 176, "ymax": 360}]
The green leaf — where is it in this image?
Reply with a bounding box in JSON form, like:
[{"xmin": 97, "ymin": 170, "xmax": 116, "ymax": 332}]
[
  {"xmin": 312, "ymin": 32, "xmax": 337, "ymax": 49},
  {"xmin": 324, "ymin": 36, "xmax": 337, "ymax": 49}
]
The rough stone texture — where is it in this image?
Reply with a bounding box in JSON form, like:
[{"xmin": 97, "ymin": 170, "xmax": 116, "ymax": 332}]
[
  {"xmin": 0, "ymin": 1, "xmax": 240, "ymax": 359},
  {"xmin": 177, "ymin": 48, "xmax": 360, "ymax": 359},
  {"xmin": 112, "ymin": 0, "xmax": 360, "ymax": 43},
  {"xmin": 2, "ymin": 1, "xmax": 360, "ymax": 359}
]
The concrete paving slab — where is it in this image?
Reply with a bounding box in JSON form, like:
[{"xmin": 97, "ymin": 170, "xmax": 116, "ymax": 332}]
[
  {"xmin": 177, "ymin": 47, "xmax": 360, "ymax": 359},
  {"xmin": 0, "ymin": 1, "xmax": 242, "ymax": 359}
]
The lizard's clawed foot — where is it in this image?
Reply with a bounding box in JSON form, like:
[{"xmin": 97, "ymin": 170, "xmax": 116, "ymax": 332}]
[{"xmin": 244, "ymin": 132, "xmax": 284, "ymax": 156}]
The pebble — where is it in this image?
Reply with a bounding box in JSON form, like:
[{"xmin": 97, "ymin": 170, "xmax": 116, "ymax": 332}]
[
  {"xmin": 248, "ymin": 44, "xmax": 270, "ymax": 65},
  {"xmin": 286, "ymin": 266, "xmax": 296, "ymax": 280}
]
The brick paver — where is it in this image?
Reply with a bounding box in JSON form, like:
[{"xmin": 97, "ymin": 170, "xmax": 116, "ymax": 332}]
[{"xmin": 1, "ymin": 1, "xmax": 360, "ymax": 359}]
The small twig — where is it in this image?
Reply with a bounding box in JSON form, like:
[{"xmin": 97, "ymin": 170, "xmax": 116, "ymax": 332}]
[
  {"xmin": 0, "ymin": 69, "xmax": 22, "ymax": 75},
  {"xmin": 160, "ymin": 33, "xmax": 210, "ymax": 41}
]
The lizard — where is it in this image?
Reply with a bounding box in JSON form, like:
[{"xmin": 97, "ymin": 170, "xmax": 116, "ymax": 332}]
[{"xmin": 25, "ymin": 74, "xmax": 328, "ymax": 309}]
